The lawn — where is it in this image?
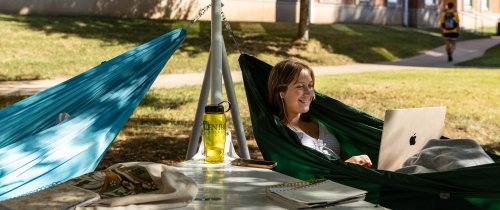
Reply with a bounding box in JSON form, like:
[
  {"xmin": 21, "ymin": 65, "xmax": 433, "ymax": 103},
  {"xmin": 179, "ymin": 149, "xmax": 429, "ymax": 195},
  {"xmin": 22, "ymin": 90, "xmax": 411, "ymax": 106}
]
[
  {"xmin": 0, "ymin": 14, "xmax": 498, "ymax": 170},
  {"xmin": 0, "ymin": 14, "xmax": 489, "ymax": 80},
  {"xmin": 458, "ymin": 43, "xmax": 500, "ymax": 67},
  {"xmin": 0, "ymin": 69, "xmax": 498, "ymax": 170}
]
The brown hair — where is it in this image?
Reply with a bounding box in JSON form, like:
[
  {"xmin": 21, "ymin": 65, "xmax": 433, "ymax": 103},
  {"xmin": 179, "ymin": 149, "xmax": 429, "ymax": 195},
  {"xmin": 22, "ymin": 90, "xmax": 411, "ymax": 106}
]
[
  {"xmin": 267, "ymin": 59, "xmax": 315, "ymax": 122},
  {"xmin": 447, "ymin": 2, "xmax": 454, "ymax": 9}
]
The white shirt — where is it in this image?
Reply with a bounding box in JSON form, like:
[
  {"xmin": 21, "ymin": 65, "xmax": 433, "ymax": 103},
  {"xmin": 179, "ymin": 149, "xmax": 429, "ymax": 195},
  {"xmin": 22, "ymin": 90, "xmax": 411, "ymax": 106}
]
[{"xmin": 293, "ymin": 123, "xmax": 341, "ymax": 157}]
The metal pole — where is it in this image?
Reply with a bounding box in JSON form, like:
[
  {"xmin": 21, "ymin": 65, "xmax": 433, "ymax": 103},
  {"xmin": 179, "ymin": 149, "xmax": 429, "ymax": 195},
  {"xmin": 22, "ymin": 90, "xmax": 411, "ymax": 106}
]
[
  {"xmin": 403, "ymin": 0, "xmax": 409, "ymax": 27},
  {"xmin": 309, "ymin": 0, "xmax": 314, "ymax": 24},
  {"xmin": 186, "ymin": 51, "xmax": 212, "ymax": 160},
  {"xmin": 186, "ymin": 0, "xmax": 250, "ymax": 160},
  {"xmin": 221, "ymin": 41, "xmax": 250, "ymax": 159},
  {"xmin": 210, "ymin": 0, "xmax": 223, "ymax": 104}
]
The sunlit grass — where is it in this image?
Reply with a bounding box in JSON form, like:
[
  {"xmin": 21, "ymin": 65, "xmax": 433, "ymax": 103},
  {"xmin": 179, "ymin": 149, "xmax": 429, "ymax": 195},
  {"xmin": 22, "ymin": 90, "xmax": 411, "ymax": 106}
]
[
  {"xmin": 118, "ymin": 68, "xmax": 499, "ymax": 165},
  {"xmin": 0, "ymin": 14, "xmax": 488, "ymax": 80},
  {"xmin": 0, "ymin": 68, "xmax": 498, "ymax": 167},
  {"xmin": 458, "ymin": 43, "xmax": 500, "ymax": 67},
  {"xmin": 315, "ymin": 69, "xmax": 499, "ymax": 148}
]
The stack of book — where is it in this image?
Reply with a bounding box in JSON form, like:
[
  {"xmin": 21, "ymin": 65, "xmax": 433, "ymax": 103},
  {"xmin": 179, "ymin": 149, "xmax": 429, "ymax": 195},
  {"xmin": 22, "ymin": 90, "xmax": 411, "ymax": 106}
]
[{"xmin": 266, "ymin": 179, "xmax": 367, "ymax": 209}]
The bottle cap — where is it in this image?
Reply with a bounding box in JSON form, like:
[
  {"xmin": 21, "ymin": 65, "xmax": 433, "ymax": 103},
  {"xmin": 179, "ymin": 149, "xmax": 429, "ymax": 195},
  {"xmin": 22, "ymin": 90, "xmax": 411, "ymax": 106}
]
[{"xmin": 205, "ymin": 104, "xmax": 224, "ymax": 113}]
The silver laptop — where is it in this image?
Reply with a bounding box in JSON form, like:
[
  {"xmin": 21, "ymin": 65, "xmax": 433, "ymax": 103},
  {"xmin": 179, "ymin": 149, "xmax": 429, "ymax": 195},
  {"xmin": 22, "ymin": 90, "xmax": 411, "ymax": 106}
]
[{"xmin": 377, "ymin": 106, "xmax": 446, "ymax": 171}]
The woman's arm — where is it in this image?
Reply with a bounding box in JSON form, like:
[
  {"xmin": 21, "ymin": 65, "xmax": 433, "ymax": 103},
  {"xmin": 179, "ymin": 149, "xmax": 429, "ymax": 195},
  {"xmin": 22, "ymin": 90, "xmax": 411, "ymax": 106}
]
[{"xmin": 345, "ymin": 155, "xmax": 373, "ymax": 168}]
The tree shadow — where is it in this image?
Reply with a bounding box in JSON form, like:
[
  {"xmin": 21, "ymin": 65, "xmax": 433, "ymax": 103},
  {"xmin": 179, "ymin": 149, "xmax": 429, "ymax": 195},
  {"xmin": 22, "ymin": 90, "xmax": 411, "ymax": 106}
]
[
  {"xmin": 0, "ymin": 2, "xmax": 489, "ymax": 68},
  {"xmin": 0, "ymin": 12, "xmax": 445, "ymax": 66},
  {"xmin": 96, "ymin": 113, "xmax": 262, "ymax": 170},
  {"xmin": 0, "ymin": 13, "xmax": 212, "ymax": 57},
  {"xmin": 230, "ymin": 22, "xmax": 446, "ymax": 64},
  {"xmin": 0, "ymin": 95, "xmax": 28, "ymax": 107},
  {"xmin": 229, "ymin": 21, "xmax": 302, "ymax": 58},
  {"xmin": 96, "ymin": 117, "xmax": 192, "ymax": 170},
  {"xmin": 309, "ymin": 24, "xmax": 443, "ymax": 63},
  {"xmin": 3, "ymin": 0, "xmax": 197, "ymax": 19},
  {"xmin": 139, "ymin": 92, "xmax": 195, "ymax": 110}
]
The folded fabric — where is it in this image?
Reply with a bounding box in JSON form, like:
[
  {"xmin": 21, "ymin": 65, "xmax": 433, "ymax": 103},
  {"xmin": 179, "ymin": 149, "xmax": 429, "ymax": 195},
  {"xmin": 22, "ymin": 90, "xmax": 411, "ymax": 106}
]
[
  {"xmin": 396, "ymin": 139, "xmax": 494, "ymax": 174},
  {"xmin": 70, "ymin": 162, "xmax": 198, "ymax": 209}
]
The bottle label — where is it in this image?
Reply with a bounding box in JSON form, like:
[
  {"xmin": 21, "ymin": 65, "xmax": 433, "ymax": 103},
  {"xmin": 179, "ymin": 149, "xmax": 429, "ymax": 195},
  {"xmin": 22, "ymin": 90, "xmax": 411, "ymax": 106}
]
[{"xmin": 203, "ymin": 123, "xmax": 225, "ymax": 132}]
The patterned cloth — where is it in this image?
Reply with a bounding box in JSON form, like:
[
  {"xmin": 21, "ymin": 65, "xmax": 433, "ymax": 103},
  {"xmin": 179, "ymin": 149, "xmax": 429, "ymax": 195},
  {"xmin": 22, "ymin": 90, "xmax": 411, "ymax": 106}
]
[
  {"xmin": 70, "ymin": 164, "xmax": 158, "ymax": 199},
  {"xmin": 68, "ymin": 162, "xmax": 198, "ymax": 209}
]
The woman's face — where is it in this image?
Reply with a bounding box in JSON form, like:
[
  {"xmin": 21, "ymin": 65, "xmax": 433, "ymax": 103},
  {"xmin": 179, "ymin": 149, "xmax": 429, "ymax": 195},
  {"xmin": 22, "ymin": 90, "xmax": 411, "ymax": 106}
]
[{"xmin": 282, "ymin": 69, "xmax": 314, "ymax": 116}]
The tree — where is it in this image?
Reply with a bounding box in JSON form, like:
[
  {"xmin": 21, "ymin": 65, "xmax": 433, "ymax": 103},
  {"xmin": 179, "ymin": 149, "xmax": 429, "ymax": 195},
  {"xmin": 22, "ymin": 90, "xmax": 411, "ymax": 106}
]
[{"xmin": 297, "ymin": 0, "xmax": 310, "ymax": 41}]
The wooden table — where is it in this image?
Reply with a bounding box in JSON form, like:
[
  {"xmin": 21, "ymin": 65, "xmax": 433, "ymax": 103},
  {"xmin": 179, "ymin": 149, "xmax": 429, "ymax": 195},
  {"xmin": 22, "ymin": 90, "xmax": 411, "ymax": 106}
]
[{"xmin": 175, "ymin": 160, "xmax": 387, "ymax": 209}]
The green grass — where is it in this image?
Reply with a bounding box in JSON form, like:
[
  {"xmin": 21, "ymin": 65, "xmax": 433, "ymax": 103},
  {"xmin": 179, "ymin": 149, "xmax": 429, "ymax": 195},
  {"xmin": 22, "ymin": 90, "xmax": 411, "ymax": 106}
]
[
  {"xmin": 0, "ymin": 68, "xmax": 498, "ymax": 167},
  {"xmin": 116, "ymin": 68, "xmax": 500, "ymax": 166},
  {"xmin": 469, "ymin": 26, "xmax": 498, "ymax": 35},
  {"xmin": 315, "ymin": 69, "xmax": 499, "ymax": 146},
  {"xmin": 0, "ymin": 14, "xmax": 488, "ymax": 81},
  {"xmin": 0, "ymin": 14, "xmax": 498, "ymax": 167},
  {"xmin": 458, "ymin": 43, "xmax": 500, "ymax": 67}
]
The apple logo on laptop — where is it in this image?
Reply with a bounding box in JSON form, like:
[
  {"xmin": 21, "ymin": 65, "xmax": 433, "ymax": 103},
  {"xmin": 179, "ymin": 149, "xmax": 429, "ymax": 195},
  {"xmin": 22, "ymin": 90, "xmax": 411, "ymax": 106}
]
[{"xmin": 409, "ymin": 133, "xmax": 416, "ymax": 145}]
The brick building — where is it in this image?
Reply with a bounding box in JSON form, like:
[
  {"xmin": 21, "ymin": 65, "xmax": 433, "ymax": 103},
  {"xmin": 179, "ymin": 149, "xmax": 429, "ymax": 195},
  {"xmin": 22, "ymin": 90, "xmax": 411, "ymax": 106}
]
[{"xmin": 0, "ymin": 0, "xmax": 498, "ymax": 31}]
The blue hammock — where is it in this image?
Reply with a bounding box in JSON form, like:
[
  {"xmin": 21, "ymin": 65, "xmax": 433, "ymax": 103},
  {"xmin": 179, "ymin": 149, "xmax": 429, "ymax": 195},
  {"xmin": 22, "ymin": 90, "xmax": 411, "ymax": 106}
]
[{"xmin": 0, "ymin": 28, "xmax": 186, "ymax": 201}]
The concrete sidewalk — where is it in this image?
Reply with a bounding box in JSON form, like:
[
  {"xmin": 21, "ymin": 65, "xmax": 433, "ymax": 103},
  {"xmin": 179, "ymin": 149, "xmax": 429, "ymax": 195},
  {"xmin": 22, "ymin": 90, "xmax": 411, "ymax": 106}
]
[
  {"xmin": 1, "ymin": 36, "xmax": 499, "ymax": 96},
  {"xmin": 383, "ymin": 36, "xmax": 500, "ymax": 67}
]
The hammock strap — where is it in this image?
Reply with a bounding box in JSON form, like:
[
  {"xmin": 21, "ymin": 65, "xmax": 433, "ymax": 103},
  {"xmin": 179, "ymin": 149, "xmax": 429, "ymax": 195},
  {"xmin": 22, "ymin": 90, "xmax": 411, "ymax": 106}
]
[
  {"xmin": 221, "ymin": 10, "xmax": 243, "ymax": 54},
  {"xmin": 185, "ymin": 2, "xmax": 243, "ymax": 54},
  {"xmin": 184, "ymin": 3, "xmax": 212, "ymax": 30},
  {"xmin": 191, "ymin": 3, "xmax": 212, "ymax": 24}
]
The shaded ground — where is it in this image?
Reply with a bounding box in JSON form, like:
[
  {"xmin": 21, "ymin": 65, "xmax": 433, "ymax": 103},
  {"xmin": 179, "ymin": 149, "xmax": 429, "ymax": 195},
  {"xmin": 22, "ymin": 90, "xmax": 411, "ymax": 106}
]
[{"xmin": 97, "ymin": 138, "xmax": 263, "ymax": 170}]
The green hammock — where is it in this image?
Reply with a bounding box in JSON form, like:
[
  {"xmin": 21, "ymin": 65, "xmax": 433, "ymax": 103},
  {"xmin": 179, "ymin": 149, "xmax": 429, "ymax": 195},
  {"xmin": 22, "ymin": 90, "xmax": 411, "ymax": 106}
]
[
  {"xmin": 239, "ymin": 53, "xmax": 500, "ymax": 210},
  {"xmin": 0, "ymin": 28, "xmax": 186, "ymax": 201}
]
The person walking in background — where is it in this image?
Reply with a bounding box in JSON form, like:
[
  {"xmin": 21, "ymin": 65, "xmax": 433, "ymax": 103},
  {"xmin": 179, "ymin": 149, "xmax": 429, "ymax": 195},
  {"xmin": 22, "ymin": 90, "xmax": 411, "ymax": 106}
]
[{"xmin": 440, "ymin": 2, "xmax": 460, "ymax": 62}]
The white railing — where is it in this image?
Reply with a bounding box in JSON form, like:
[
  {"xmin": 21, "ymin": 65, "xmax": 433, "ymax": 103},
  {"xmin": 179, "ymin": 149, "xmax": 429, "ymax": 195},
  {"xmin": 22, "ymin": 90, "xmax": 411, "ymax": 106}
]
[{"xmin": 459, "ymin": 11, "xmax": 499, "ymax": 34}]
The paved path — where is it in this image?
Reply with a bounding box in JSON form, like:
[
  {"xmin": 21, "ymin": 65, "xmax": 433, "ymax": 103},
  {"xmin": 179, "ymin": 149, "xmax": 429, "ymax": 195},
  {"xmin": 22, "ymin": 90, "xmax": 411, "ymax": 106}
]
[
  {"xmin": 382, "ymin": 36, "xmax": 500, "ymax": 67},
  {"xmin": 1, "ymin": 36, "xmax": 499, "ymax": 96}
]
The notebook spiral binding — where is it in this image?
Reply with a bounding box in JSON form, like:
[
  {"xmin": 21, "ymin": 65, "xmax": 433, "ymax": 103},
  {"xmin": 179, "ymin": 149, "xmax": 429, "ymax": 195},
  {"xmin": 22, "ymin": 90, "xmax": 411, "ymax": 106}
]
[{"xmin": 267, "ymin": 179, "xmax": 327, "ymax": 192}]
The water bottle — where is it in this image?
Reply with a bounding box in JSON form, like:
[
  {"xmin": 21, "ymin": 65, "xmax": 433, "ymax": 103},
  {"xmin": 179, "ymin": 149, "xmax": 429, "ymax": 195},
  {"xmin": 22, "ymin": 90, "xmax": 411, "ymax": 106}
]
[{"xmin": 203, "ymin": 102, "xmax": 229, "ymax": 163}]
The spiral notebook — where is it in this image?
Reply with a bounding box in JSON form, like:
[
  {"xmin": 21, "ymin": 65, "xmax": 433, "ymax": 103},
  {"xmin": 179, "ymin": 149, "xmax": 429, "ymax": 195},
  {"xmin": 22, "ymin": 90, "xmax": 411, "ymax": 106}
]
[{"xmin": 266, "ymin": 179, "xmax": 367, "ymax": 209}]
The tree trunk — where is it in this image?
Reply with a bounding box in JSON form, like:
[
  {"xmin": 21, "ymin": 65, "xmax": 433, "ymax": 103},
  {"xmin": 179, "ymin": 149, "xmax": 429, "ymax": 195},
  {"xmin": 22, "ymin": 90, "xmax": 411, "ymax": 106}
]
[{"xmin": 297, "ymin": 0, "xmax": 310, "ymax": 41}]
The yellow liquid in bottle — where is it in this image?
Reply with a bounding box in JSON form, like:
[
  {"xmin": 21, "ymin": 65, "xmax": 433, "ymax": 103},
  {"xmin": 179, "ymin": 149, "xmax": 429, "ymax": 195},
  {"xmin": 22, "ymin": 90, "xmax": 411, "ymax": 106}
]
[
  {"xmin": 205, "ymin": 147, "xmax": 225, "ymax": 163},
  {"xmin": 203, "ymin": 113, "xmax": 226, "ymax": 163}
]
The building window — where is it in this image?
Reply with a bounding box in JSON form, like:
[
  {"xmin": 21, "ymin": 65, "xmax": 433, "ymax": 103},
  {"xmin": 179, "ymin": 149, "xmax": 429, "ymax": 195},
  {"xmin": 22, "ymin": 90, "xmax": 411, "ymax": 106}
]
[
  {"xmin": 424, "ymin": 0, "xmax": 436, "ymax": 6},
  {"xmin": 481, "ymin": 0, "xmax": 489, "ymax": 11},
  {"xmin": 319, "ymin": 0, "xmax": 342, "ymax": 4},
  {"xmin": 357, "ymin": 0, "xmax": 371, "ymax": 5},
  {"xmin": 464, "ymin": 0, "xmax": 473, "ymax": 10},
  {"xmin": 387, "ymin": 0, "xmax": 399, "ymax": 7}
]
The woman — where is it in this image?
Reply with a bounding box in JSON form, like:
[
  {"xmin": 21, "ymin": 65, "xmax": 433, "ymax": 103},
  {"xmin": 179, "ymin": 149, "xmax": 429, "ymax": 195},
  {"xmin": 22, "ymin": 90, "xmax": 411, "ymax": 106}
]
[{"xmin": 268, "ymin": 59, "xmax": 372, "ymax": 167}]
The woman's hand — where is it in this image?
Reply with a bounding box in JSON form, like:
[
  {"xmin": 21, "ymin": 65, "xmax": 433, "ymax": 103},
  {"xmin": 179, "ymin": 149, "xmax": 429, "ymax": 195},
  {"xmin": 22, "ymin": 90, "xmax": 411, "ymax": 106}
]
[{"xmin": 345, "ymin": 154, "xmax": 372, "ymax": 168}]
